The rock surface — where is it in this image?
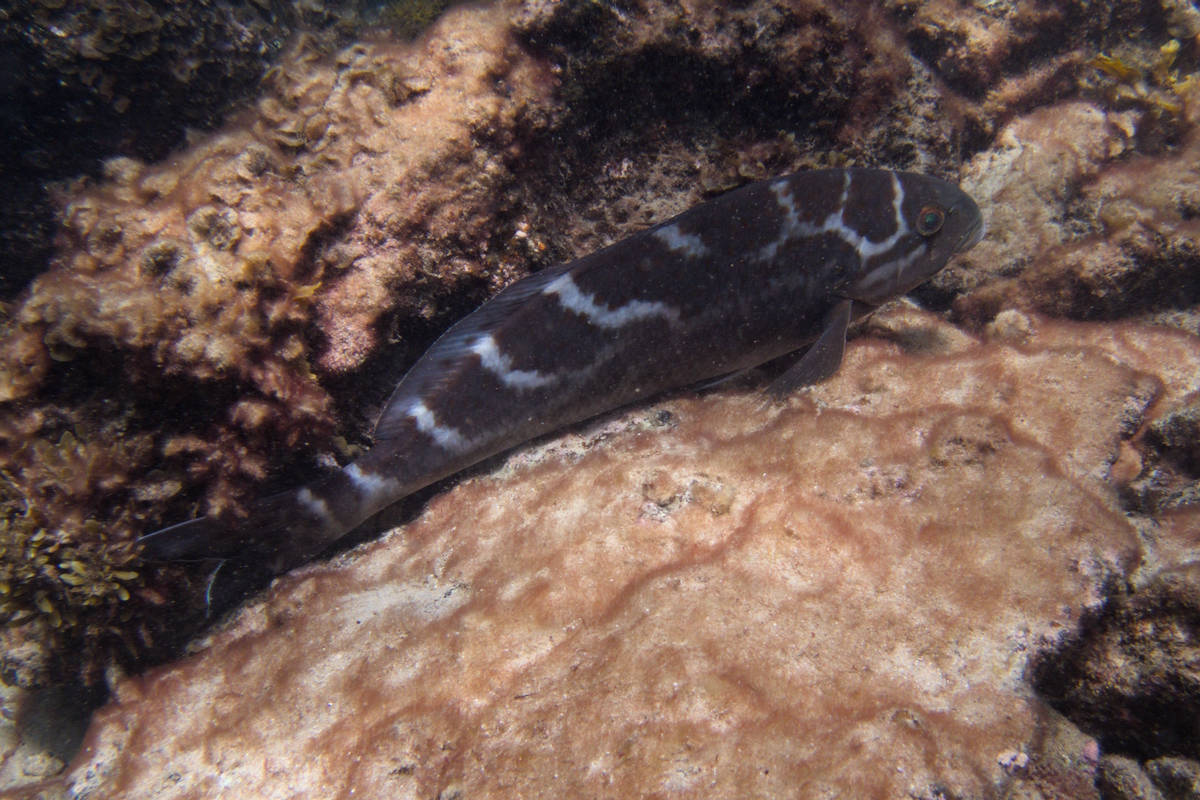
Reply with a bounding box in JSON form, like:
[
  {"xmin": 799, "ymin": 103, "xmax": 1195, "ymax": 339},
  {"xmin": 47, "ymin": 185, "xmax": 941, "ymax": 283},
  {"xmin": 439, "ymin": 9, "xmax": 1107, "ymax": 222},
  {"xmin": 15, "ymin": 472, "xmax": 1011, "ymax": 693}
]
[{"xmin": 58, "ymin": 311, "xmax": 1200, "ymax": 799}]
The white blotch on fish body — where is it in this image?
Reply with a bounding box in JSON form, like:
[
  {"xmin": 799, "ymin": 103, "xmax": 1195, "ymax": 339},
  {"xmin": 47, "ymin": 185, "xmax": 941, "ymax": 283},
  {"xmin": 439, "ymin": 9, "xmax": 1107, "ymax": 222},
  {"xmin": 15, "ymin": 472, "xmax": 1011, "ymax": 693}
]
[
  {"xmin": 298, "ymin": 487, "xmax": 334, "ymax": 522},
  {"xmin": 856, "ymin": 244, "xmax": 929, "ymax": 299},
  {"xmin": 762, "ymin": 172, "xmax": 911, "ymax": 264},
  {"xmin": 407, "ymin": 400, "xmax": 469, "ymax": 452},
  {"xmin": 344, "ymin": 463, "xmax": 401, "ymax": 503},
  {"xmin": 542, "ymin": 274, "xmax": 680, "ymax": 330},
  {"xmin": 470, "ymin": 334, "xmax": 559, "ymax": 390},
  {"xmin": 653, "ymin": 223, "xmax": 710, "ymax": 258}
]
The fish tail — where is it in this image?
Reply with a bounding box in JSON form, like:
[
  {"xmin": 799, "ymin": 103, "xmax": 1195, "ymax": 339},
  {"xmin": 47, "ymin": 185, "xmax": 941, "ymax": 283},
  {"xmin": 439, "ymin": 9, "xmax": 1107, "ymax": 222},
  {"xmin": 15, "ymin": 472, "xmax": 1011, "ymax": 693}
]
[
  {"xmin": 136, "ymin": 494, "xmax": 330, "ymax": 614},
  {"xmin": 139, "ymin": 456, "xmax": 414, "ymax": 583},
  {"xmin": 139, "ymin": 479, "xmax": 360, "ymax": 577},
  {"xmin": 201, "ymin": 557, "xmax": 280, "ymax": 615},
  {"xmin": 138, "ymin": 500, "xmax": 329, "ymax": 617},
  {"xmin": 140, "ymin": 483, "xmax": 358, "ymax": 613},
  {"xmin": 137, "ymin": 515, "xmax": 235, "ymax": 561}
]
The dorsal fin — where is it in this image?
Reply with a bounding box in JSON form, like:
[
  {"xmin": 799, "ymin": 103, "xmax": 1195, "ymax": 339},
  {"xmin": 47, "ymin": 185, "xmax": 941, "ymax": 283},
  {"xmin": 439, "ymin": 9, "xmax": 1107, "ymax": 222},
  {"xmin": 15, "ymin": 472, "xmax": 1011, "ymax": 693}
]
[{"xmin": 373, "ymin": 258, "xmax": 585, "ymax": 441}]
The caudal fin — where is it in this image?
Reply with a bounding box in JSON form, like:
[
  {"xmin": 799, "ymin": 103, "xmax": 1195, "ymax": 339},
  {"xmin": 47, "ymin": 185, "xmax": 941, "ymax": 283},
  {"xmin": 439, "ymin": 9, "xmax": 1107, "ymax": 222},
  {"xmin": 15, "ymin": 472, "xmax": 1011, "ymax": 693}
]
[
  {"xmin": 138, "ymin": 515, "xmax": 251, "ymax": 562},
  {"xmin": 138, "ymin": 482, "xmax": 354, "ymax": 578}
]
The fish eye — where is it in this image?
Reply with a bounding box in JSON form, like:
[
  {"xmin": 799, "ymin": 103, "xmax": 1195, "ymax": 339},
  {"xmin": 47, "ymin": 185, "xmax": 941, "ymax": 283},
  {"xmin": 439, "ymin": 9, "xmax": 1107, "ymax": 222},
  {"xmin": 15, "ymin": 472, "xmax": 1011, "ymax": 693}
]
[{"xmin": 916, "ymin": 205, "xmax": 945, "ymax": 236}]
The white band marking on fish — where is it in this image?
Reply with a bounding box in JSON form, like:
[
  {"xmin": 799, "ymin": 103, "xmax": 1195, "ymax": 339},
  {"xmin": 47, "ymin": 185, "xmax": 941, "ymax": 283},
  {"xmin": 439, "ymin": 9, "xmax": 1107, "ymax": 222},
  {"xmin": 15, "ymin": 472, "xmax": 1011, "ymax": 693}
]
[
  {"xmin": 542, "ymin": 273, "xmax": 680, "ymax": 330},
  {"xmin": 761, "ymin": 181, "xmax": 800, "ymax": 262},
  {"xmin": 470, "ymin": 334, "xmax": 559, "ymax": 390},
  {"xmin": 345, "ymin": 463, "xmax": 400, "ymax": 502},
  {"xmin": 889, "ymin": 172, "xmax": 908, "ymax": 238},
  {"xmin": 653, "ymin": 223, "xmax": 710, "ymax": 258},
  {"xmin": 407, "ymin": 400, "xmax": 469, "ymax": 451},
  {"xmin": 764, "ymin": 172, "xmax": 910, "ymax": 263},
  {"xmin": 854, "ymin": 244, "xmax": 929, "ymax": 299},
  {"xmin": 297, "ymin": 488, "xmax": 334, "ymax": 522}
]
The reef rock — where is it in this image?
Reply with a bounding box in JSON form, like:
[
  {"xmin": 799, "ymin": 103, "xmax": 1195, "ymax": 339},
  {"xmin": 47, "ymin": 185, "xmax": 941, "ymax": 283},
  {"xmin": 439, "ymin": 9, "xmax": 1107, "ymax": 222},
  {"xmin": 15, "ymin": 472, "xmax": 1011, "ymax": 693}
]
[
  {"xmin": 938, "ymin": 73, "xmax": 1200, "ymax": 326},
  {"xmin": 1039, "ymin": 567, "xmax": 1200, "ymax": 762},
  {"xmin": 0, "ymin": 5, "xmax": 559, "ymax": 659},
  {"xmin": 0, "ymin": 0, "xmax": 315, "ymax": 299},
  {"xmin": 59, "ymin": 310, "xmax": 1200, "ymax": 799}
]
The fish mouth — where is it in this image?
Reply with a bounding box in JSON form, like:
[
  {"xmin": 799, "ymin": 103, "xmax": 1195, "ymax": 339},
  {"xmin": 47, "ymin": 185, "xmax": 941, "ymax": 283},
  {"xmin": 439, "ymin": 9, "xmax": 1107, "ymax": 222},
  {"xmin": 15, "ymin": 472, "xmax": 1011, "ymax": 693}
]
[{"xmin": 955, "ymin": 215, "xmax": 986, "ymax": 254}]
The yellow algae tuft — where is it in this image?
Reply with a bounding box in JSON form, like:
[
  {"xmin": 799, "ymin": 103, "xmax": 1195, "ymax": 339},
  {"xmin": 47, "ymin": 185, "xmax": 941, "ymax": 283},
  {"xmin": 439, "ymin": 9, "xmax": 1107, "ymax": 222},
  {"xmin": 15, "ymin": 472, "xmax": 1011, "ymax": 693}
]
[
  {"xmin": 1088, "ymin": 41, "xmax": 1191, "ymax": 117},
  {"xmin": 1091, "ymin": 53, "xmax": 1143, "ymax": 84}
]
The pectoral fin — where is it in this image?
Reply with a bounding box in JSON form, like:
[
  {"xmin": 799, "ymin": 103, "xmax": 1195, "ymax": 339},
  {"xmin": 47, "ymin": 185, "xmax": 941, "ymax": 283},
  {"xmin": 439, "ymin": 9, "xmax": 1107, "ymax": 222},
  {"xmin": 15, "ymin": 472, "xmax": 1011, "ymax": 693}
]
[{"xmin": 765, "ymin": 299, "xmax": 853, "ymax": 401}]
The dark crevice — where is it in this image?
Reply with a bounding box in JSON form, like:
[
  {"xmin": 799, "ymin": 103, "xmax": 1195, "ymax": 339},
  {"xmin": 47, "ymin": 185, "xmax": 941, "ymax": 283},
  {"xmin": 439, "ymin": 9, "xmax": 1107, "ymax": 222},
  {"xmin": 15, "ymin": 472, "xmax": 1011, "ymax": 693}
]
[{"xmin": 1031, "ymin": 575, "xmax": 1200, "ymax": 764}]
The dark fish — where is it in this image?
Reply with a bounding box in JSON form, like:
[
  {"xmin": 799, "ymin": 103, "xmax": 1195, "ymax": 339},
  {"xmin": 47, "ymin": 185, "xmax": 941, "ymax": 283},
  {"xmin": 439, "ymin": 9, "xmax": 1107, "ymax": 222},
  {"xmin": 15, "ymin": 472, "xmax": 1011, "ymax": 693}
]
[{"xmin": 141, "ymin": 168, "xmax": 984, "ymax": 598}]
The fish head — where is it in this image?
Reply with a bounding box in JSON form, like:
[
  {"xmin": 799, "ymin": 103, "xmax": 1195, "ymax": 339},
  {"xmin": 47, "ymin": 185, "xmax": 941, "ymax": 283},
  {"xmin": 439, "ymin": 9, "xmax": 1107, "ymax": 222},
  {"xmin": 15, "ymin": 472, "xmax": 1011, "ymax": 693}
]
[{"xmin": 841, "ymin": 172, "xmax": 984, "ymax": 307}]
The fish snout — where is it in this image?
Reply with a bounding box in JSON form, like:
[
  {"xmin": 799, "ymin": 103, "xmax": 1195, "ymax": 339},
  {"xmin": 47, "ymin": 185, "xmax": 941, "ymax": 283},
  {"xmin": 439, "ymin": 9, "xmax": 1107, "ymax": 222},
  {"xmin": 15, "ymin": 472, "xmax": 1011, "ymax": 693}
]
[{"xmin": 955, "ymin": 214, "xmax": 986, "ymax": 254}]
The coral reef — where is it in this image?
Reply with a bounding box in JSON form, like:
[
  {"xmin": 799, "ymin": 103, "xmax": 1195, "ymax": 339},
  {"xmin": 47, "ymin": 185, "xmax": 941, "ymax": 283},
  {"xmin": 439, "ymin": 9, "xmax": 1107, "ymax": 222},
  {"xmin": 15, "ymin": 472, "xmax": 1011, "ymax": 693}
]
[
  {"xmin": 53, "ymin": 310, "xmax": 1200, "ymax": 798},
  {"xmin": 0, "ymin": 680, "xmax": 103, "ymax": 790},
  {"xmin": 4, "ymin": 5, "xmax": 557, "ymax": 399},
  {"xmin": 0, "ymin": 0, "xmax": 1025, "ymax": 690},
  {"xmin": 508, "ymin": 0, "xmax": 939, "ymax": 261},
  {"xmin": 0, "ymin": 401, "xmax": 216, "ymax": 690},
  {"xmin": 0, "ymin": 0, "xmax": 477, "ymax": 303},
  {"xmin": 1092, "ymin": 751, "xmax": 1200, "ymax": 800}
]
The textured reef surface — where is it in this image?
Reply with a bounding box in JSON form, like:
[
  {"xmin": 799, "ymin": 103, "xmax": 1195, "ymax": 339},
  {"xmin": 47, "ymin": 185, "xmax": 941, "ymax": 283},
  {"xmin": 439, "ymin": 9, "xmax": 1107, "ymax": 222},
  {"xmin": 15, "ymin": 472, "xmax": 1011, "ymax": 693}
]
[
  {"xmin": 2, "ymin": 0, "xmax": 1200, "ymax": 796},
  {"xmin": 62, "ymin": 311, "xmax": 1191, "ymax": 798}
]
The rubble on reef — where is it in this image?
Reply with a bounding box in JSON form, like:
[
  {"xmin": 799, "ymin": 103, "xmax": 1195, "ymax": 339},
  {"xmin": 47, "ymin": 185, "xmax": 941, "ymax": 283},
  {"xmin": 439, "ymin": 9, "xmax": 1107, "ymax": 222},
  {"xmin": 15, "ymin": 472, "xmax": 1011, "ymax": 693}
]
[{"xmin": 1, "ymin": 0, "xmax": 1200, "ymax": 794}]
